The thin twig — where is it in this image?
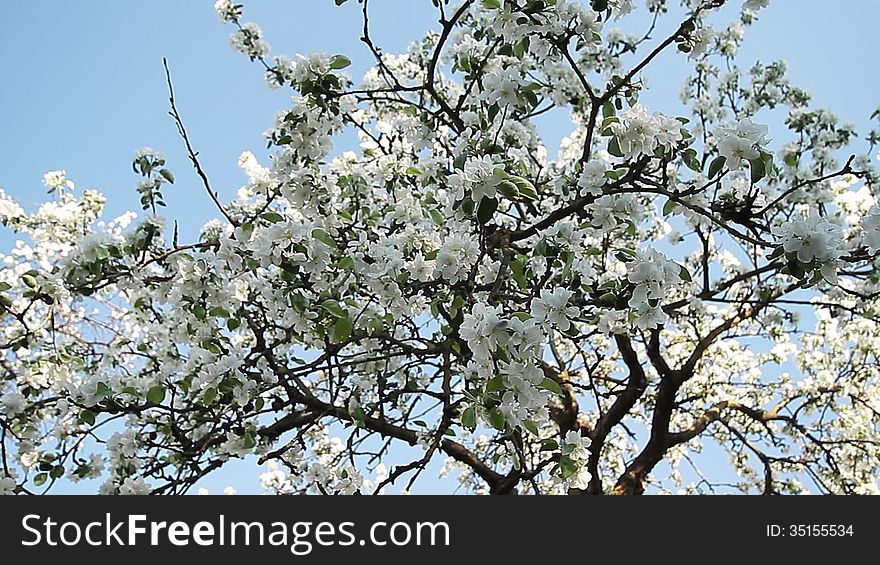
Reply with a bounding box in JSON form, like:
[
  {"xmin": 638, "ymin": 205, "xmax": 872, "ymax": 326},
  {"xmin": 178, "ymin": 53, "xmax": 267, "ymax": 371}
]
[{"xmin": 162, "ymin": 58, "xmax": 238, "ymax": 226}]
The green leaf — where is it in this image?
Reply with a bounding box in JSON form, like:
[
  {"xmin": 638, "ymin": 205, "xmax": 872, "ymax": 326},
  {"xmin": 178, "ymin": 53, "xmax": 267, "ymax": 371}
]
[
  {"xmin": 332, "ymin": 316, "xmax": 354, "ymax": 342},
  {"xmin": 429, "ymin": 209, "xmax": 445, "ymax": 225},
  {"xmin": 540, "ymin": 439, "xmax": 559, "ymax": 451},
  {"xmin": 22, "ymin": 274, "xmax": 38, "ymax": 289},
  {"xmin": 510, "ymin": 256, "xmax": 527, "ymax": 289},
  {"xmin": 481, "ymin": 0, "xmax": 501, "ymax": 8},
  {"xmin": 663, "ymin": 199, "xmax": 678, "ymax": 216},
  {"xmin": 147, "ymin": 386, "xmax": 165, "ymax": 404},
  {"xmin": 453, "ymin": 153, "xmax": 467, "ymax": 170},
  {"xmin": 539, "ymin": 377, "xmax": 563, "ymax": 395},
  {"xmin": 461, "ymin": 406, "xmax": 477, "ymax": 430},
  {"xmin": 351, "ymin": 405, "xmax": 366, "ymax": 423},
  {"xmin": 312, "ymin": 228, "xmax": 337, "ymax": 249},
  {"xmin": 159, "ymin": 169, "xmax": 175, "ymax": 184},
  {"xmin": 496, "ymin": 180, "xmax": 519, "ymax": 199},
  {"xmin": 79, "ymin": 409, "xmax": 96, "ymax": 426},
  {"xmin": 509, "ymin": 175, "xmax": 538, "ymax": 200},
  {"xmin": 449, "ymin": 294, "xmax": 466, "ymax": 317},
  {"xmin": 488, "ymin": 408, "xmax": 506, "ymax": 430},
  {"xmin": 50, "ymin": 465, "xmax": 65, "ymax": 479},
  {"xmin": 95, "ymin": 382, "xmax": 113, "ymax": 399},
  {"xmin": 607, "ymin": 137, "xmax": 624, "ymax": 157},
  {"xmin": 682, "ymin": 148, "xmax": 701, "ymax": 172},
  {"xmin": 201, "ymin": 339, "xmax": 222, "ymax": 355},
  {"xmin": 330, "ymin": 54, "xmax": 352, "ymax": 70},
  {"xmin": 559, "ymin": 455, "xmax": 578, "ymax": 479},
  {"xmin": 34, "ymin": 472, "xmax": 48, "ymax": 487},
  {"xmin": 522, "ymin": 419, "xmax": 539, "ymax": 436},
  {"xmin": 679, "ymin": 265, "xmax": 692, "ymax": 282},
  {"xmin": 261, "ymin": 211, "xmax": 283, "ymax": 223},
  {"xmin": 485, "ymin": 375, "xmax": 505, "ymax": 393},
  {"xmin": 202, "ymin": 387, "xmax": 218, "ymax": 405},
  {"xmin": 243, "ymin": 432, "xmax": 257, "ymax": 449},
  {"xmin": 749, "ymin": 155, "xmax": 766, "ymax": 184},
  {"xmin": 209, "ymin": 306, "xmax": 229, "ymax": 318},
  {"xmin": 767, "ymin": 245, "xmax": 785, "ymax": 260},
  {"xmin": 708, "ymin": 155, "xmax": 726, "ymax": 179},
  {"xmin": 487, "ymin": 103, "xmax": 500, "ymax": 122},
  {"xmin": 321, "ymin": 300, "xmax": 347, "ymax": 319},
  {"xmin": 602, "ymin": 100, "xmax": 615, "ymax": 118},
  {"xmin": 787, "ymin": 256, "xmax": 806, "ymax": 280},
  {"xmin": 227, "ymin": 318, "xmax": 242, "ymax": 331},
  {"xmin": 784, "ymin": 152, "xmax": 799, "ymax": 167},
  {"xmin": 476, "ymin": 196, "xmax": 498, "ymax": 224}
]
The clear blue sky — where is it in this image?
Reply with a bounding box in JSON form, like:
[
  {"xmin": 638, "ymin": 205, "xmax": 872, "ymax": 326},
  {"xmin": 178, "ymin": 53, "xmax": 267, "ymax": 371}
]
[{"xmin": 1, "ymin": 1, "xmax": 878, "ymax": 494}]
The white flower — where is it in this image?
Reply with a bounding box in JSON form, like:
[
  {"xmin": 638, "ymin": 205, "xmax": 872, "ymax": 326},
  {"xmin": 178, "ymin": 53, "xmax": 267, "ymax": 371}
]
[
  {"xmin": 530, "ymin": 288, "xmax": 579, "ymax": 332},
  {"xmin": 630, "ymin": 301, "xmax": 668, "ymax": 330},
  {"xmin": 0, "ymin": 189, "xmax": 25, "ymax": 224},
  {"xmin": 689, "ymin": 26, "xmax": 715, "ymax": 57},
  {"xmin": 0, "ymin": 476, "xmax": 17, "ymax": 495},
  {"xmin": 564, "ymin": 430, "xmax": 592, "ymax": 456},
  {"xmin": 107, "ymin": 431, "xmax": 140, "ymax": 463},
  {"xmin": 230, "ymin": 23, "xmax": 270, "ymax": 60},
  {"xmin": 861, "ymin": 205, "xmax": 880, "ymax": 254},
  {"xmin": 625, "ymin": 248, "xmax": 681, "ymax": 308},
  {"xmin": 407, "ymin": 253, "xmax": 435, "ymax": 282},
  {"xmin": 713, "ymin": 118, "xmax": 769, "ymax": 169},
  {"xmin": 460, "ymin": 302, "xmax": 509, "ymax": 361},
  {"xmin": 448, "ymin": 155, "xmax": 499, "ymax": 204},
  {"xmin": 238, "ymin": 150, "xmax": 270, "ymax": 183},
  {"xmin": 221, "ymin": 433, "xmax": 249, "ymax": 457},
  {"xmin": 291, "ymin": 52, "xmax": 331, "ymax": 84},
  {"xmin": 42, "ymin": 170, "xmax": 74, "ymax": 193},
  {"xmin": 597, "ymin": 309, "xmax": 627, "ymax": 335},
  {"xmin": 577, "ymin": 159, "xmax": 609, "ymax": 197},
  {"xmin": 436, "ymin": 232, "xmax": 480, "ymax": 283},
  {"xmin": 560, "ymin": 430, "xmax": 592, "ymax": 490},
  {"xmin": 260, "ymin": 461, "xmax": 294, "ymax": 494},
  {"xmin": 133, "ymin": 147, "xmax": 164, "ymax": 161},
  {"xmin": 610, "ymin": 104, "xmax": 683, "ymax": 160},
  {"xmin": 773, "ymin": 210, "xmax": 844, "ymax": 264},
  {"xmin": 119, "ymin": 476, "xmax": 151, "ymax": 495},
  {"xmin": 73, "ymin": 232, "xmax": 120, "ymax": 264},
  {"xmin": 744, "ymin": 0, "xmax": 770, "ymax": 12},
  {"xmin": 481, "ymin": 65, "xmax": 520, "ymax": 107},
  {"xmin": 1, "ymin": 391, "xmax": 27, "ymax": 415},
  {"xmin": 214, "ymin": 0, "xmax": 239, "ymax": 22}
]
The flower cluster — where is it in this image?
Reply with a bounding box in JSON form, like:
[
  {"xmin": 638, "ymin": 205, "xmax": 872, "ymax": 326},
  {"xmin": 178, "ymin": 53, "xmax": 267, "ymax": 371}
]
[
  {"xmin": 712, "ymin": 118, "xmax": 770, "ymax": 169},
  {"xmin": 772, "ymin": 210, "xmax": 845, "ymax": 283},
  {"xmin": 610, "ymin": 104, "xmax": 684, "ymax": 160},
  {"xmin": 625, "ymin": 248, "xmax": 684, "ymax": 330}
]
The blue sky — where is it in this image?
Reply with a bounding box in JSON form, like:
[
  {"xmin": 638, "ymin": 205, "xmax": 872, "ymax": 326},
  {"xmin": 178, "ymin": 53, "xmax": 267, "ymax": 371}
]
[{"xmin": 1, "ymin": 1, "xmax": 878, "ymax": 494}]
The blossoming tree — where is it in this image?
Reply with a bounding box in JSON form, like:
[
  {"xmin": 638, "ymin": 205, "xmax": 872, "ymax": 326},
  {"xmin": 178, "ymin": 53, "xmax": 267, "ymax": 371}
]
[{"xmin": 1, "ymin": 0, "xmax": 879, "ymax": 495}]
